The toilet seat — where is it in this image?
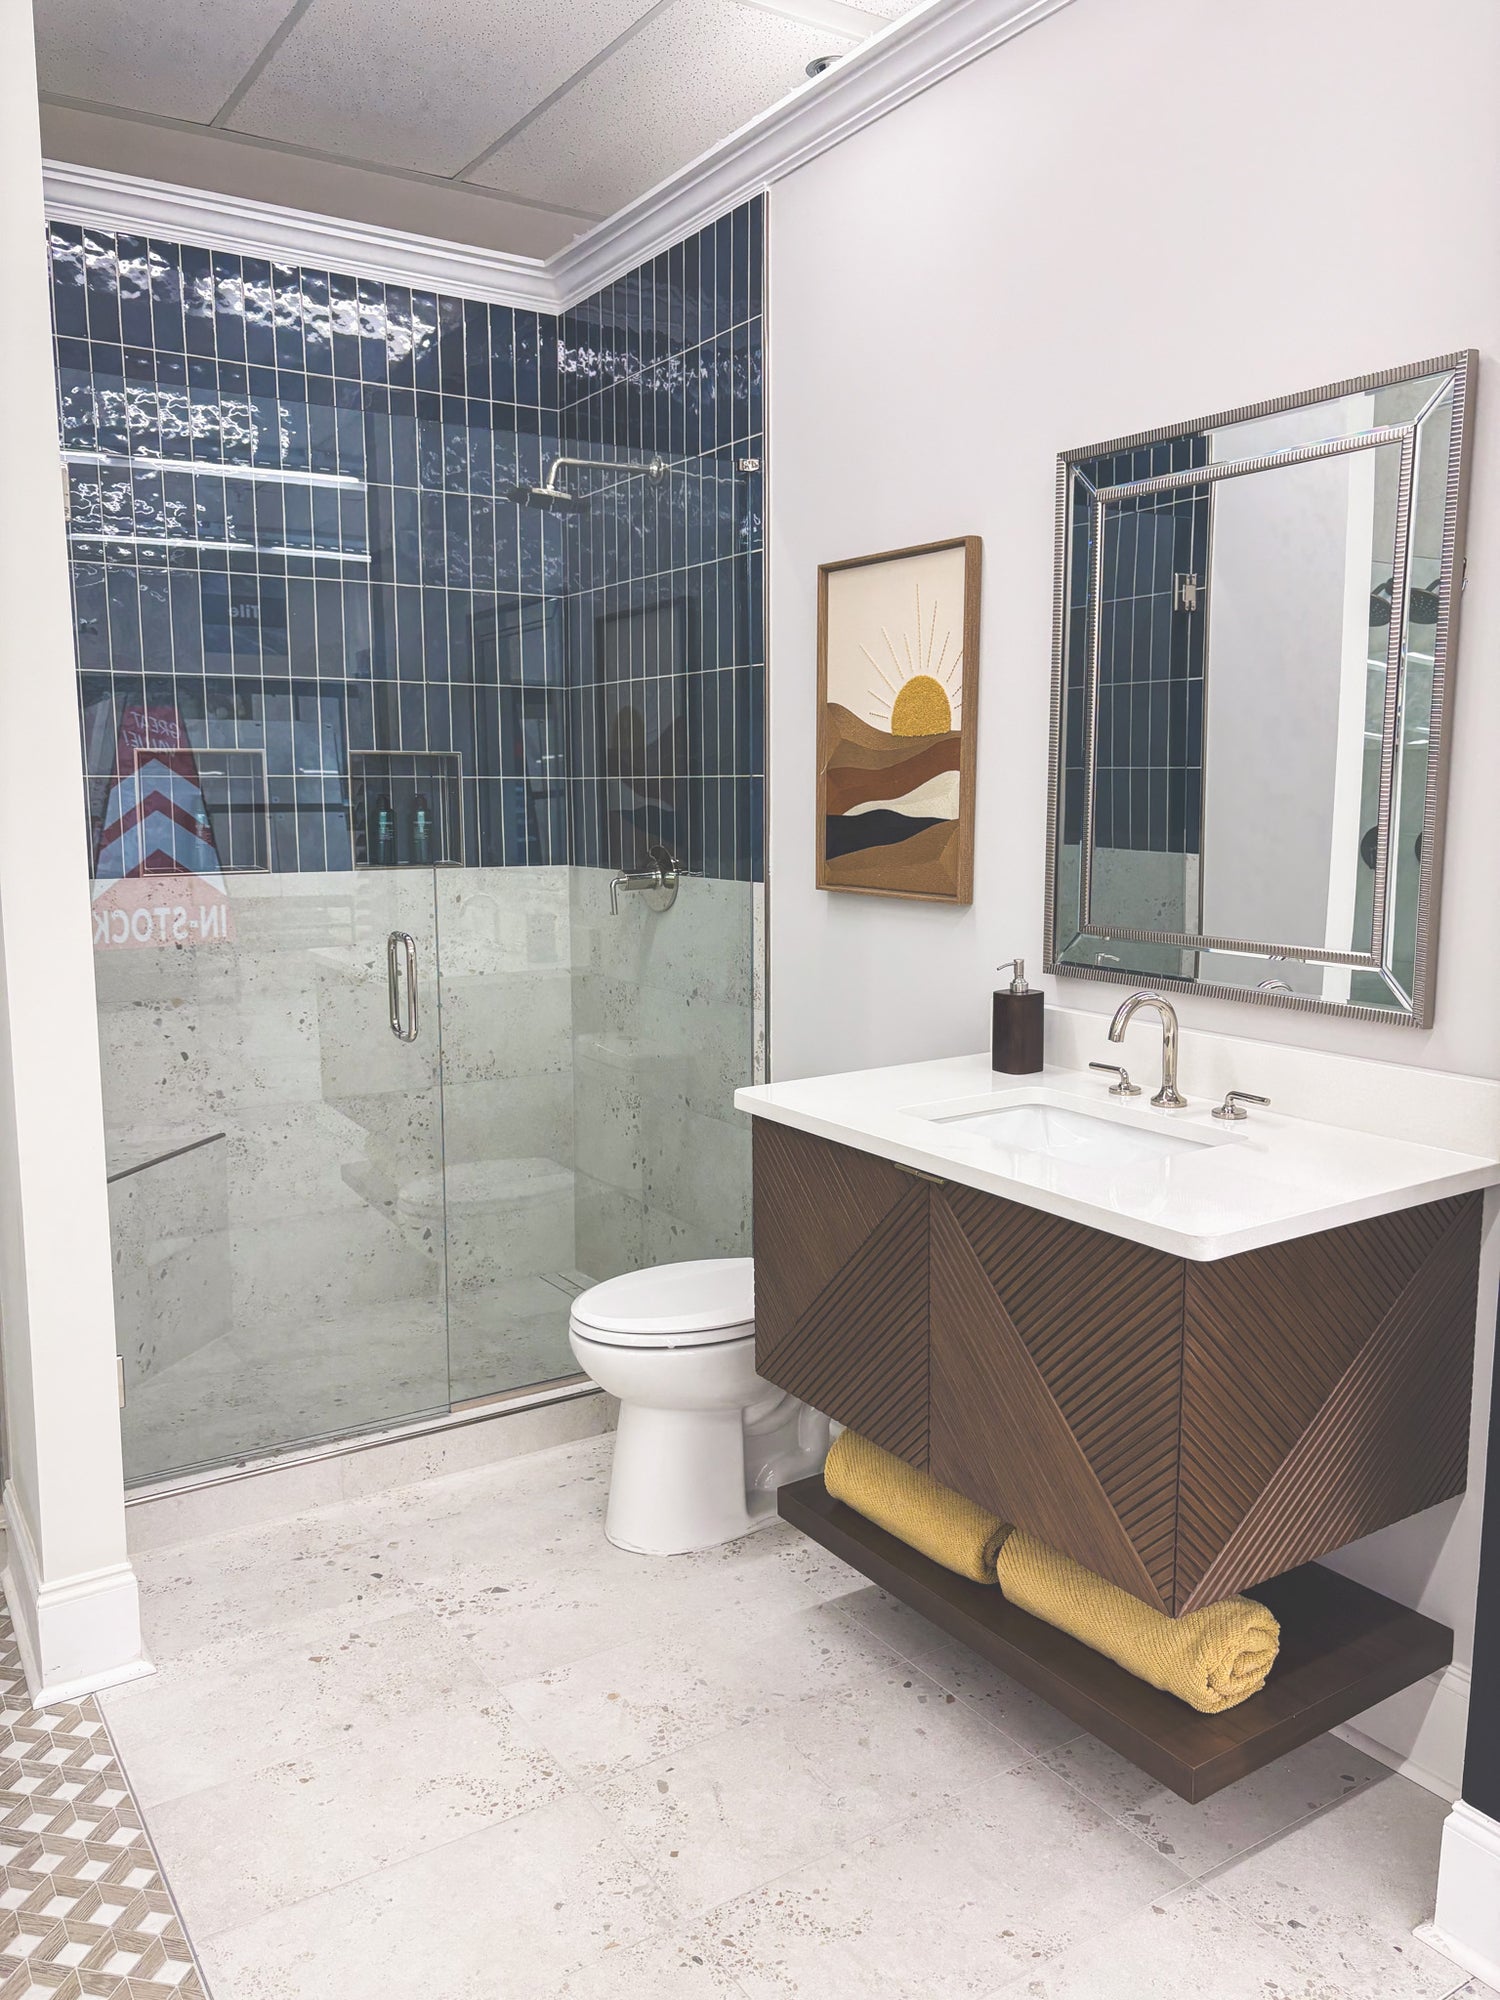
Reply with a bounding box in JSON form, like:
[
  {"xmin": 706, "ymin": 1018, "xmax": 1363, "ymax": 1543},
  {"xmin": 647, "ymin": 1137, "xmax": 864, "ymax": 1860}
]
[{"xmin": 569, "ymin": 1256, "xmax": 753, "ymax": 1349}]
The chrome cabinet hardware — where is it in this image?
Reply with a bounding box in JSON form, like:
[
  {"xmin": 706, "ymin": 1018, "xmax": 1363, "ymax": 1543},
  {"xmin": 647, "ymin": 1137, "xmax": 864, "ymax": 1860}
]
[
  {"xmin": 1107, "ymin": 991, "xmax": 1186, "ymax": 1108},
  {"xmin": 387, "ymin": 931, "xmax": 419, "ymax": 1042},
  {"xmin": 1088, "ymin": 1061, "xmax": 1142, "ymax": 1097},
  {"xmin": 1212, "ymin": 1089, "xmax": 1271, "ymax": 1122}
]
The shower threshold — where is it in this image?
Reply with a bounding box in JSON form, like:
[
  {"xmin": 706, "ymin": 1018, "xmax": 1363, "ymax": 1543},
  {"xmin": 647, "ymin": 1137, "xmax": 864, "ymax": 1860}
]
[{"xmin": 123, "ymin": 1372, "xmax": 601, "ymax": 1508}]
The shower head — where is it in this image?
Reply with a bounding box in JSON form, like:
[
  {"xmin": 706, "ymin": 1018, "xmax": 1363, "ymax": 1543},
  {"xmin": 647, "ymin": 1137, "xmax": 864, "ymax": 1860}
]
[
  {"xmin": 508, "ymin": 453, "xmax": 669, "ymax": 513},
  {"xmin": 505, "ymin": 479, "xmax": 588, "ymax": 513}
]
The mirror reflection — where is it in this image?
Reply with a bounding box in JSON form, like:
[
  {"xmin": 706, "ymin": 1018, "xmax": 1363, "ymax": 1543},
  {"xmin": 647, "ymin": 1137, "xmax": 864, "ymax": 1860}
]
[{"xmin": 1047, "ymin": 355, "xmax": 1472, "ymax": 1023}]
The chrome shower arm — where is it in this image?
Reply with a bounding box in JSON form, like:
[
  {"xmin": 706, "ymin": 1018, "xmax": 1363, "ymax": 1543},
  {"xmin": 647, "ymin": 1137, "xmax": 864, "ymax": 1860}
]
[{"xmin": 541, "ymin": 452, "xmax": 668, "ymax": 496}]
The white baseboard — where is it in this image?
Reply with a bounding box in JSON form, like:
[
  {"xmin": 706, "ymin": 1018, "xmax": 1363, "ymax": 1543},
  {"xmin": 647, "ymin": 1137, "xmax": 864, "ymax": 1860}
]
[
  {"xmin": 1415, "ymin": 1803, "xmax": 1500, "ymax": 1992},
  {"xmin": 1, "ymin": 1482, "xmax": 152, "ymax": 1706},
  {"xmin": 1333, "ymin": 1662, "xmax": 1470, "ymax": 1802}
]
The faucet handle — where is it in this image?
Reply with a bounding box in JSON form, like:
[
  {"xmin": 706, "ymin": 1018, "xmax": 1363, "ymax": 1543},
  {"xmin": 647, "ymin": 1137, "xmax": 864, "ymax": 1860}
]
[
  {"xmin": 1089, "ymin": 1061, "xmax": 1143, "ymax": 1098},
  {"xmin": 1212, "ymin": 1089, "xmax": 1270, "ymax": 1122}
]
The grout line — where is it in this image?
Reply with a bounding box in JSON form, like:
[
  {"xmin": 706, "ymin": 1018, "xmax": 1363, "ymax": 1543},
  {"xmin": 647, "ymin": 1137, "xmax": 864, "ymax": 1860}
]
[
  {"xmin": 454, "ymin": 0, "xmax": 684, "ymax": 181},
  {"xmin": 210, "ymin": 0, "xmax": 319, "ymax": 126}
]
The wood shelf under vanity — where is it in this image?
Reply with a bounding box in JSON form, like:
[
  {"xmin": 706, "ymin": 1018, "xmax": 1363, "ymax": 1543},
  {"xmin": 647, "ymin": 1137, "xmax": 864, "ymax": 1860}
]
[{"xmin": 779, "ymin": 1474, "xmax": 1453, "ymax": 1802}]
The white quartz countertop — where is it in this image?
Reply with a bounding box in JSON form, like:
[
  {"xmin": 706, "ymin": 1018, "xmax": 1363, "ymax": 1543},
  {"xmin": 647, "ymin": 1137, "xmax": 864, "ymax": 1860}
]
[{"xmin": 735, "ymin": 1054, "xmax": 1500, "ymax": 1261}]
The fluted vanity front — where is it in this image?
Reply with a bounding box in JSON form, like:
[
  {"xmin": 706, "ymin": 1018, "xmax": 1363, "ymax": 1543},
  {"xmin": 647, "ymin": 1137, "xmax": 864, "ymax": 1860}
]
[{"xmin": 737, "ymin": 1041, "xmax": 1500, "ymax": 1796}]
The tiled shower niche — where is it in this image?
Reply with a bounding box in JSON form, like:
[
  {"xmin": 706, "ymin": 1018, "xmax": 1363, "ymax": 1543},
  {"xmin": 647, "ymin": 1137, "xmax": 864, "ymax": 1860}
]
[{"xmin": 54, "ymin": 203, "xmax": 765, "ymax": 1481}]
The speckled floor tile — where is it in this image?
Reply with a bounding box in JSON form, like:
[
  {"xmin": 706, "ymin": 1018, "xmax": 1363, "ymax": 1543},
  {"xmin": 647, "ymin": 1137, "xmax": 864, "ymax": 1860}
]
[
  {"xmin": 1039, "ymin": 1726, "xmax": 1386, "ymax": 1877},
  {"xmin": 195, "ymin": 1793, "xmax": 667, "ymax": 1998},
  {"xmin": 590, "ymin": 1660, "xmax": 1024, "ymax": 1919},
  {"xmin": 834, "ymin": 1584, "xmax": 1086, "ymax": 1756},
  {"xmin": 1204, "ymin": 1774, "xmax": 1469, "ymax": 1999},
  {"xmin": 695, "ymin": 1758, "xmax": 1189, "ymax": 1999},
  {"xmin": 93, "ymin": 1431, "xmax": 1469, "ymax": 2000},
  {"xmin": 140, "ymin": 1693, "xmax": 570, "ymax": 1934}
]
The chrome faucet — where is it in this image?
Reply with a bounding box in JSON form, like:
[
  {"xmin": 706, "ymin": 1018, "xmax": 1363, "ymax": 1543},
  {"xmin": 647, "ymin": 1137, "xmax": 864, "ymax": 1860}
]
[{"xmin": 1107, "ymin": 991, "xmax": 1187, "ymax": 1109}]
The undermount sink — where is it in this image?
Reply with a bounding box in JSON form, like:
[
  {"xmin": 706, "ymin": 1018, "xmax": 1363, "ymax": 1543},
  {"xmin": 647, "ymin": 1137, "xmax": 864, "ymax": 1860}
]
[{"xmin": 921, "ymin": 1097, "xmax": 1214, "ymax": 1169}]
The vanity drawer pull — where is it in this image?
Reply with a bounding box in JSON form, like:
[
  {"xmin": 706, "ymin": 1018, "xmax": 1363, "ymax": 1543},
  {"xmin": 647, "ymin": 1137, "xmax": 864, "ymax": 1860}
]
[{"xmin": 893, "ymin": 1162, "xmax": 946, "ymax": 1185}]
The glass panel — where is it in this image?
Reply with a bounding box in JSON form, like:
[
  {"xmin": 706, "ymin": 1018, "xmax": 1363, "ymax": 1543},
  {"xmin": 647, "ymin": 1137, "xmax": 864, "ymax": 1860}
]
[
  {"xmin": 99, "ymin": 868, "xmax": 448, "ymax": 1483},
  {"xmin": 435, "ymin": 865, "xmax": 579, "ymax": 1403}
]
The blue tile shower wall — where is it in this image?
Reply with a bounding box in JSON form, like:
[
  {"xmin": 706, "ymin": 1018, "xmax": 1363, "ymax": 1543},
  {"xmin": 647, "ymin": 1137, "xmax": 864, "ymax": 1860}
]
[
  {"xmin": 557, "ymin": 198, "xmax": 764, "ymax": 883},
  {"xmin": 51, "ymin": 203, "xmax": 764, "ymax": 882},
  {"xmin": 50, "ymin": 224, "xmax": 566, "ymax": 872},
  {"xmin": 1063, "ymin": 436, "xmax": 1208, "ymax": 857}
]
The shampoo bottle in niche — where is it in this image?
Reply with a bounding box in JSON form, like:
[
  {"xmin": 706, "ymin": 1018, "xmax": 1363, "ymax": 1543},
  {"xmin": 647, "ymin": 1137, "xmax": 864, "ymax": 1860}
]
[{"xmin": 992, "ymin": 958, "xmax": 1044, "ymax": 1075}]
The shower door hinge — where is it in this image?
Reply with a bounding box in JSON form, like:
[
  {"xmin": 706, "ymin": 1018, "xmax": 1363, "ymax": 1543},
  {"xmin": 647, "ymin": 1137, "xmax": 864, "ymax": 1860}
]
[
  {"xmin": 1173, "ymin": 572, "xmax": 1201, "ymax": 613},
  {"xmin": 117, "ymin": 1356, "xmax": 126, "ymax": 1409}
]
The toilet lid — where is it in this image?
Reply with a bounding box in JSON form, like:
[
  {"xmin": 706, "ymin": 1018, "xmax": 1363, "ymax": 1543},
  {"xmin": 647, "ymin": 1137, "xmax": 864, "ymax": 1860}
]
[{"xmin": 570, "ymin": 1257, "xmax": 754, "ymax": 1344}]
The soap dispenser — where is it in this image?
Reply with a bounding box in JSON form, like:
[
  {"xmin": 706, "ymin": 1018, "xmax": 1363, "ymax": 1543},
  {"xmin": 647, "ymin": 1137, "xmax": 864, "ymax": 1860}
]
[{"xmin": 992, "ymin": 958, "xmax": 1044, "ymax": 1075}]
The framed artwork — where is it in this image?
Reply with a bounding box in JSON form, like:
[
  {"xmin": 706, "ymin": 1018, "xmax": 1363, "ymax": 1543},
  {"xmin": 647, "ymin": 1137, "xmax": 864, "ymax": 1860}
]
[{"xmin": 816, "ymin": 535, "xmax": 981, "ymax": 902}]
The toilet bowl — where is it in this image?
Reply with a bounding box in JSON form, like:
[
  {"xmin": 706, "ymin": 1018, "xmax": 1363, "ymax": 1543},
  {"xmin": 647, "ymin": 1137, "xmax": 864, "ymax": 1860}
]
[{"xmin": 568, "ymin": 1257, "xmax": 830, "ymax": 1555}]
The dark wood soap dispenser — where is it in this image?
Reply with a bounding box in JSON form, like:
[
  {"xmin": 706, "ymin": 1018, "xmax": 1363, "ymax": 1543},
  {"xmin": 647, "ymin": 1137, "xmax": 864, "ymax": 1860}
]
[{"xmin": 992, "ymin": 957, "xmax": 1044, "ymax": 1074}]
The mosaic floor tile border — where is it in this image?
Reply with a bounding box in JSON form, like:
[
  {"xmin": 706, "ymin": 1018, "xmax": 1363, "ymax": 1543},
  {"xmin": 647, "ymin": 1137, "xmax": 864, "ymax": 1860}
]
[{"xmin": 0, "ymin": 1618, "xmax": 207, "ymax": 2000}]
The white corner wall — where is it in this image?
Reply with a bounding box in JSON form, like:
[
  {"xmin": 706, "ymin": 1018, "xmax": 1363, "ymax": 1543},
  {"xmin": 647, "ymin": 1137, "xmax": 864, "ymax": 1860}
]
[
  {"xmin": 0, "ymin": 0, "xmax": 147, "ymax": 1702},
  {"xmin": 766, "ymin": 0, "xmax": 1500, "ymax": 1794}
]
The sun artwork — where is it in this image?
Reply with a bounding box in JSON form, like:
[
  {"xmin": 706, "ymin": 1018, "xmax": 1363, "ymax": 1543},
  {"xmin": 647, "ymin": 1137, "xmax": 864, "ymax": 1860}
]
[{"xmin": 821, "ymin": 542, "xmax": 970, "ymax": 896}]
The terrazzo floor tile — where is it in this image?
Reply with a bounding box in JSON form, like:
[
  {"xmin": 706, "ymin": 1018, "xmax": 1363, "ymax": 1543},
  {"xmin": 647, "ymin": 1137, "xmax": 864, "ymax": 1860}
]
[
  {"xmin": 101, "ymin": 1597, "xmax": 497, "ymax": 1807},
  {"xmin": 139, "ymin": 1692, "xmax": 571, "ymax": 1934},
  {"xmin": 1204, "ymin": 1774, "xmax": 1474, "ymax": 1999},
  {"xmin": 195, "ymin": 1793, "xmax": 668, "ymax": 1999},
  {"xmin": 589, "ymin": 1660, "xmax": 1025, "ymax": 1919},
  {"xmin": 1039, "ymin": 1727, "xmax": 1386, "ymax": 1876},
  {"xmin": 835, "ymin": 1583, "xmax": 1086, "ymax": 1756},
  {"xmin": 87, "ymin": 1431, "xmax": 1471, "ymax": 2000},
  {"xmin": 992, "ymin": 1881, "xmax": 1335, "ymax": 1998},
  {"xmin": 499, "ymin": 1593, "xmax": 908, "ymax": 1780},
  {"xmin": 694, "ymin": 1758, "xmax": 1189, "ymax": 1999}
]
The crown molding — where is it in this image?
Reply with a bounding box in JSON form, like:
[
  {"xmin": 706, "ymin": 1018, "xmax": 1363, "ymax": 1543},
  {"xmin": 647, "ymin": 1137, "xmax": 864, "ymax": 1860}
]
[
  {"xmin": 43, "ymin": 0, "xmax": 1076, "ymax": 315},
  {"xmin": 550, "ymin": 0, "xmax": 1075, "ymax": 303},
  {"xmin": 42, "ymin": 160, "xmax": 558, "ymax": 311}
]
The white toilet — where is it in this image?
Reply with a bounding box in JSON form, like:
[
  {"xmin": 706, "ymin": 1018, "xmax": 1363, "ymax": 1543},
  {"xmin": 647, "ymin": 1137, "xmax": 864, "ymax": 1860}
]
[{"xmin": 567, "ymin": 1257, "xmax": 830, "ymax": 1555}]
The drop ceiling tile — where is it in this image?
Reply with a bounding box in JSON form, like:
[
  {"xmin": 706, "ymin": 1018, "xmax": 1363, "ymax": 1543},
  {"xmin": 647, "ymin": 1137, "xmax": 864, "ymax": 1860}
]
[
  {"xmin": 33, "ymin": 0, "xmax": 299, "ymax": 123},
  {"xmin": 469, "ymin": 0, "xmax": 856, "ymax": 215},
  {"xmin": 227, "ymin": 0, "xmax": 662, "ymax": 178}
]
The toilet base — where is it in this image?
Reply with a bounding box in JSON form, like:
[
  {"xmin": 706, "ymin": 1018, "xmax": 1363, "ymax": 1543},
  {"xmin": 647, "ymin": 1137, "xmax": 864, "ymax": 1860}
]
[{"xmin": 605, "ymin": 1403, "xmax": 763, "ymax": 1555}]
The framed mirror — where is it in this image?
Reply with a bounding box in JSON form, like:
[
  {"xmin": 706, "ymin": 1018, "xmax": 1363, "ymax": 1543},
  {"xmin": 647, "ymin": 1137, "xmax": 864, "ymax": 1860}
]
[{"xmin": 1044, "ymin": 352, "xmax": 1474, "ymax": 1025}]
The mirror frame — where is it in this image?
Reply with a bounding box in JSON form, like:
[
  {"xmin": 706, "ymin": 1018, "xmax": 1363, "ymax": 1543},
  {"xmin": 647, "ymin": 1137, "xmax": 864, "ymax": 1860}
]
[{"xmin": 1042, "ymin": 351, "xmax": 1475, "ymax": 1027}]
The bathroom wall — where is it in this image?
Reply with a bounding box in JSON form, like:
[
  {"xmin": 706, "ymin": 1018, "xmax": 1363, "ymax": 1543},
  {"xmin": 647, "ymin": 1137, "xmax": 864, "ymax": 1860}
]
[
  {"xmin": 557, "ymin": 201, "xmax": 765, "ymax": 1279},
  {"xmin": 764, "ymin": 0, "xmax": 1500, "ymax": 1789}
]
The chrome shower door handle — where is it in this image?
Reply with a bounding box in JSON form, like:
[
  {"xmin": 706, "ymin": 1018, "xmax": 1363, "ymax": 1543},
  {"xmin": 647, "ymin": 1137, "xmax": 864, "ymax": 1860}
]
[{"xmin": 387, "ymin": 931, "xmax": 419, "ymax": 1042}]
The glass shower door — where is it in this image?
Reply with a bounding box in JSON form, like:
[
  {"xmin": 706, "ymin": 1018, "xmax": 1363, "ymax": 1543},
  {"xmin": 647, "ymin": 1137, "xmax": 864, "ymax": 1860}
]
[{"xmin": 99, "ymin": 865, "xmax": 450, "ymax": 1483}]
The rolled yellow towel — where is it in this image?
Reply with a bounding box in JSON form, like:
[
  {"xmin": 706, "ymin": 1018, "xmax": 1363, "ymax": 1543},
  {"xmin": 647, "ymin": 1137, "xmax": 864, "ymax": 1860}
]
[
  {"xmin": 824, "ymin": 1429, "xmax": 1009, "ymax": 1584},
  {"xmin": 996, "ymin": 1530, "xmax": 1280, "ymax": 1713}
]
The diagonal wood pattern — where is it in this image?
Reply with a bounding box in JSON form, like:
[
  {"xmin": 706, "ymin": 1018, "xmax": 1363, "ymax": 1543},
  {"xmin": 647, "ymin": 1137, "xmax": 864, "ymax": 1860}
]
[
  {"xmin": 929, "ymin": 1197, "xmax": 1170, "ymax": 1606},
  {"xmin": 753, "ymin": 1123, "xmax": 931, "ymax": 1466},
  {"xmin": 939, "ymin": 1184, "xmax": 1185, "ymax": 1603},
  {"xmin": 1177, "ymin": 1196, "xmax": 1482, "ymax": 1609},
  {"xmin": 750, "ymin": 1120, "xmax": 1481, "ymax": 1618}
]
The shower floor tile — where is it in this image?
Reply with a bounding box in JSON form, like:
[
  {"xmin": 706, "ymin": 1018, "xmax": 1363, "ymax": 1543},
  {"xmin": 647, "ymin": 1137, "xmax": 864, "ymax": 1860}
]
[
  {"xmin": 0, "ymin": 1617, "xmax": 206, "ymax": 1999},
  {"xmin": 93, "ymin": 1434, "xmax": 1480, "ymax": 2000}
]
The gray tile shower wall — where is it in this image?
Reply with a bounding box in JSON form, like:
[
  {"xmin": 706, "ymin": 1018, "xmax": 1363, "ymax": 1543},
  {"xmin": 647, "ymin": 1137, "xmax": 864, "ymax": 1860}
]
[
  {"xmin": 558, "ymin": 198, "xmax": 764, "ymax": 884},
  {"xmin": 51, "ymin": 199, "xmax": 765, "ymax": 886}
]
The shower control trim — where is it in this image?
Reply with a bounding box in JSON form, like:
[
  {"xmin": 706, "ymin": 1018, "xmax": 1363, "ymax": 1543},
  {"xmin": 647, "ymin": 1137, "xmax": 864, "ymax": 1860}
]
[
  {"xmin": 609, "ymin": 844, "xmax": 681, "ymax": 915},
  {"xmin": 387, "ymin": 931, "xmax": 419, "ymax": 1041}
]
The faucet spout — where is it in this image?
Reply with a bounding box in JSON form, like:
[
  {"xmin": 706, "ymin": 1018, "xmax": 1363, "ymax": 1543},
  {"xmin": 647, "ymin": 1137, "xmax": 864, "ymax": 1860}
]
[{"xmin": 1107, "ymin": 990, "xmax": 1187, "ymax": 1109}]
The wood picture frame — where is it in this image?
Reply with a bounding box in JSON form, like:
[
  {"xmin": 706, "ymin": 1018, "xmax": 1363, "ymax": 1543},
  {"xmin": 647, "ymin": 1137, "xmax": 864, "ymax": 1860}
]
[{"xmin": 816, "ymin": 535, "xmax": 981, "ymax": 903}]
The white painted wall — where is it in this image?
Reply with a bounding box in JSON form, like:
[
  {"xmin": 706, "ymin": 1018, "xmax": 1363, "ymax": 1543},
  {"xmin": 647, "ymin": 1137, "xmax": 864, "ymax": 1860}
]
[
  {"xmin": 0, "ymin": 0, "xmax": 146, "ymax": 1700},
  {"xmin": 766, "ymin": 0, "xmax": 1500, "ymax": 1791}
]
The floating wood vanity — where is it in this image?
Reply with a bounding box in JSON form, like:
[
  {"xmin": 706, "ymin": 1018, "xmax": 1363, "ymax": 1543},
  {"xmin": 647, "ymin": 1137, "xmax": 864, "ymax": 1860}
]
[{"xmin": 737, "ymin": 1051, "xmax": 1500, "ymax": 1798}]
